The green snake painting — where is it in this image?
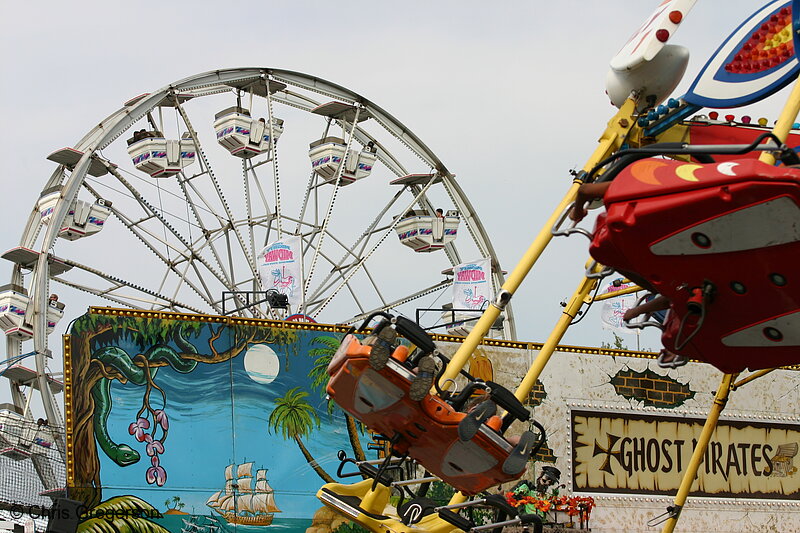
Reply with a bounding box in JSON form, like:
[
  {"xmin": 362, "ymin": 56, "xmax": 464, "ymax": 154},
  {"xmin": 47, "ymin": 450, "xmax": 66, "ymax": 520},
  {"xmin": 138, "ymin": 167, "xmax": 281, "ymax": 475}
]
[{"xmin": 91, "ymin": 329, "xmax": 198, "ymax": 467}]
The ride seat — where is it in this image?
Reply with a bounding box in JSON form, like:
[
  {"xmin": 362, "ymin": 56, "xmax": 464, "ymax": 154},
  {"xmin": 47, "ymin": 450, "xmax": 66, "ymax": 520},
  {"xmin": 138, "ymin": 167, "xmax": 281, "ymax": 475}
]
[
  {"xmin": 589, "ymin": 158, "xmax": 800, "ymax": 372},
  {"xmin": 326, "ymin": 334, "xmax": 533, "ymax": 495}
]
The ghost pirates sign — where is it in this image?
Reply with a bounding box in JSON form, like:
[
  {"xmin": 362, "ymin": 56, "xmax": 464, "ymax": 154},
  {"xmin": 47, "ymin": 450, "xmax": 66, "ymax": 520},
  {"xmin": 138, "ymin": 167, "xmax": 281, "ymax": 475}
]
[{"xmin": 572, "ymin": 410, "xmax": 800, "ymax": 499}]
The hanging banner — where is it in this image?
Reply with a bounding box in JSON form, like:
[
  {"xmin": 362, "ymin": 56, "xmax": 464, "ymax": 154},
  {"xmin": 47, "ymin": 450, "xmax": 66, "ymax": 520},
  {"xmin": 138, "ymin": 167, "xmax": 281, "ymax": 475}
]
[
  {"xmin": 452, "ymin": 258, "xmax": 491, "ymax": 313},
  {"xmin": 257, "ymin": 236, "xmax": 303, "ymax": 307},
  {"xmin": 599, "ymin": 280, "xmax": 638, "ymax": 335},
  {"xmin": 572, "ymin": 409, "xmax": 800, "ymax": 499}
]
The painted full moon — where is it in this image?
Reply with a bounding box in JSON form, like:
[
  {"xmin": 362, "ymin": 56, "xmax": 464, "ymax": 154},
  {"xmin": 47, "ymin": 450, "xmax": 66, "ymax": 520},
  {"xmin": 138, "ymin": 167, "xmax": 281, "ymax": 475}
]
[{"xmin": 243, "ymin": 344, "xmax": 280, "ymax": 384}]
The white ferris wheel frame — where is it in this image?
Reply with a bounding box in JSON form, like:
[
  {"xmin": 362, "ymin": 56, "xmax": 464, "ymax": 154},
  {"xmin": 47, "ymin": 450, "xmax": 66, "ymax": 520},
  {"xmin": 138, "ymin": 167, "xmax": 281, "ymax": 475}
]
[{"xmin": 5, "ymin": 68, "xmax": 516, "ymax": 455}]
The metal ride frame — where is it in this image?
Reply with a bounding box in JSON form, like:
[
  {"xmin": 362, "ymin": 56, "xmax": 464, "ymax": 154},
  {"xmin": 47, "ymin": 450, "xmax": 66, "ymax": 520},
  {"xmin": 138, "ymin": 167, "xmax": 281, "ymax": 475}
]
[
  {"xmin": 4, "ymin": 68, "xmax": 514, "ymax": 496},
  {"xmin": 448, "ymin": 87, "xmax": 800, "ymax": 532},
  {"xmin": 459, "ymin": 63, "xmax": 800, "ymax": 533},
  {"xmin": 321, "ymin": 63, "xmax": 800, "ymax": 533}
]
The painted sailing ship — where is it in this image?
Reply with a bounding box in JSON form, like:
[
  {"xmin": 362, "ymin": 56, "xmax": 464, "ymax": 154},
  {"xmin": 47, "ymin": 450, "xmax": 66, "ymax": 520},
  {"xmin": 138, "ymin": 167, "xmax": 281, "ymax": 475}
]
[{"xmin": 206, "ymin": 462, "xmax": 281, "ymax": 525}]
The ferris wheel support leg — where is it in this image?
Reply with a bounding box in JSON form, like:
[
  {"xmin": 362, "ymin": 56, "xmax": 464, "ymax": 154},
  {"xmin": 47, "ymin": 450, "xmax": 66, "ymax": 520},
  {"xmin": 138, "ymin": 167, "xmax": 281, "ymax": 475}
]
[
  {"xmin": 436, "ymin": 98, "xmax": 638, "ymax": 388},
  {"xmin": 658, "ymin": 373, "xmax": 737, "ymax": 533},
  {"xmin": 759, "ymin": 75, "xmax": 800, "ymax": 165}
]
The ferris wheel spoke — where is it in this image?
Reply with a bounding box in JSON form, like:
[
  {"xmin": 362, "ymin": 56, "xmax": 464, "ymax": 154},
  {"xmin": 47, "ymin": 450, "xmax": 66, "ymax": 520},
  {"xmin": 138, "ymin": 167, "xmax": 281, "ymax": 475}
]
[
  {"xmin": 303, "ymin": 108, "xmax": 363, "ymax": 308},
  {"xmin": 242, "ymin": 159, "xmax": 256, "ymax": 265},
  {"xmin": 55, "ymin": 277, "xmax": 198, "ymax": 312},
  {"xmin": 196, "ymin": 230, "xmax": 264, "ymax": 315},
  {"xmin": 188, "ymin": 260, "xmax": 225, "ymax": 314},
  {"xmin": 180, "ymin": 166, "xmax": 212, "ymax": 183},
  {"xmin": 362, "ymin": 266, "xmax": 389, "ymax": 306},
  {"xmin": 162, "ymin": 252, "xmax": 213, "ymax": 311},
  {"xmin": 304, "ymin": 193, "xmax": 402, "ymax": 306},
  {"xmin": 305, "ymin": 227, "xmax": 398, "ymax": 307},
  {"xmin": 244, "ymin": 162, "xmax": 278, "ymax": 247},
  {"xmin": 54, "ymin": 258, "xmax": 207, "ymax": 313},
  {"xmin": 342, "ymin": 280, "xmax": 452, "ymax": 326},
  {"xmin": 174, "ymin": 98, "xmax": 257, "ymax": 276},
  {"xmin": 265, "ymin": 78, "xmax": 284, "ymax": 238},
  {"xmin": 299, "ymin": 231, "xmax": 382, "ymax": 312},
  {"xmin": 240, "ymin": 155, "xmax": 279, "ymax": 262},
  {"xmin": 99, "ymin": 207, "xmax": 232, "ymax": 313},
  {"xmin": 310, "ymin": 175, "xmax": 439, "ymax": 317},
  {"xmin": 174, "ymin": 174, "xmax": 238, "ymax": 287},
  {"xmin": 305, "ymin": 259, "xmax": 388, "ymax": 317},
  {"xmin": 95, "ymin": 170, "xmax": 234, "ymax": 297},
  {"xmin": 352, "ymin": 190, "xmax": 405, "ymax": 258},
  {"xmin": 294, "ymin": 118, "xmax": 336, "ymax": 237},
  {"xmin": 308, "ymin": 232, "xmax": 392, "ymax": 317},
  {"xmin": 303, "ymin": 230, "xmax": 367, "ymax": 305},
  {"xmin": 334, "ymin": 271, "xmax": 369, "ymax": 315},
  {"xmin": 99, "ymin": 200, "xmax": 218, "ymax": 301},
  {"xmin": 177, "ymin": 174, "xmax": 230, "ymax": 224},
  {"xmin": 295, "ymin": 170, "xmax": 322, "ymax": 237},
  {"xmin": 100, "ymin": 167, "xmax": 199, "ymax": 248}
]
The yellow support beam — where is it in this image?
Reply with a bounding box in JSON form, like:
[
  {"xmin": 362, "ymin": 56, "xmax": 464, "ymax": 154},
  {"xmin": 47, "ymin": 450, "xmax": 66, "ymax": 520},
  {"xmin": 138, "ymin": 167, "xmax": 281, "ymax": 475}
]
[
  {"xmin": 759, "ymin": 75, "xmax": 800, "ymax": 165},
  {"xmin": 659, "ymin": 373, "xmax": 737, "ymax": 533},
  {"xmin": 437, "ymin": 99, "xmax": 638, "ymax": 387},
  {"xmin": 732, "ymin": 368, "xmax": 776, "ymax": 390},
  {"xmin": 516, "ymin": 267, "xmax": 600, "ymax": 403}
]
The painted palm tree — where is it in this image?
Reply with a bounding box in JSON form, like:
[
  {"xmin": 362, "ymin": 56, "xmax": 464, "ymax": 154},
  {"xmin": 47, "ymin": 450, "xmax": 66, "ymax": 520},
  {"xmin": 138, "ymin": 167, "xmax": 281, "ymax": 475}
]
[
  {"xmin": 268, "ymin": 387, "xmax": 334, "ymax": 483},
  {"xmin": 308, "ymin": 335, "xmax": 339, "ymax": 394},
  {"xmin": 77, "ymin": 495, "xmax": 168, "ymax": 533},
  {"xmin": 308, "ymin": 334, "xmax": 366, "ymax": 461}
]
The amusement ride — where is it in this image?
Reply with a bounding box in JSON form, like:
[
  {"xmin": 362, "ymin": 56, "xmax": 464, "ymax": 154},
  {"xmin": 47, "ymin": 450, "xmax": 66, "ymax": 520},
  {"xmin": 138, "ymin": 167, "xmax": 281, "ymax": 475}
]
[{"xmin": 3, "ymin": 1, "xmax": 800, "ymax": 533}]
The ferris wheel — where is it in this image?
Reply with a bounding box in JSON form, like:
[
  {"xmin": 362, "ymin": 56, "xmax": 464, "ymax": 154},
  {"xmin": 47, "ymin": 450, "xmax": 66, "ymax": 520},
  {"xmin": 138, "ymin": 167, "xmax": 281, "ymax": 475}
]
[{"xmin": 0, "ymin": 68, "xmax": 514, "ymax": 454}]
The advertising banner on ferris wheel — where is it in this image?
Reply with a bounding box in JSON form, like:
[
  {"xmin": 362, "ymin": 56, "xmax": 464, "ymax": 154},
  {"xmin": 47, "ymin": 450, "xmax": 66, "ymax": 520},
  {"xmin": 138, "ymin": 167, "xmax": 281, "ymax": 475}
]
[
  {"xmin": 599, "ymin": 280, "xmax": 639, "ymax": 336},
  {"xmin": 257, "ymin": 236, "xmax": 303, "ymax": 307},
  {"xmin": 452, "ymin": 258, "xmax": 491, "ymax": 314}
]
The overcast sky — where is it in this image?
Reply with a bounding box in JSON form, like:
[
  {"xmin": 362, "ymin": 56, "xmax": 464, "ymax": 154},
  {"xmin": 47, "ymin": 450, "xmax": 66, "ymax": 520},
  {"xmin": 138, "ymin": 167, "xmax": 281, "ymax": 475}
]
[{"xmin": 0, "ymin": 1, "xmax": 795, "ymax": 408}]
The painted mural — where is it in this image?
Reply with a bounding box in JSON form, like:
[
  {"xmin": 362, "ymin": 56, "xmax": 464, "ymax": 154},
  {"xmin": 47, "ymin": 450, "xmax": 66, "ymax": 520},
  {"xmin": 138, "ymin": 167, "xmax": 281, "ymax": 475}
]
[
  {"xmin": 62, "ymin": 307, "xmax": 800, "ymax": 532},
  {"xmin": 64, "ymin": 308, "xmax": 373, "ymax": 533}
]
